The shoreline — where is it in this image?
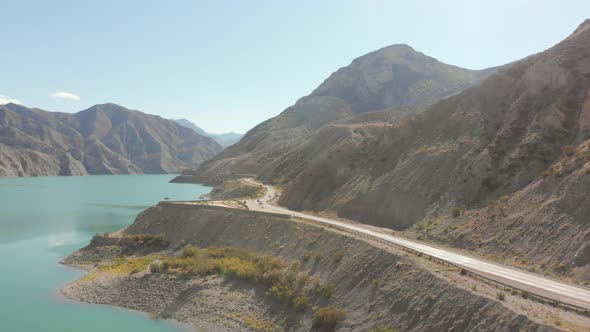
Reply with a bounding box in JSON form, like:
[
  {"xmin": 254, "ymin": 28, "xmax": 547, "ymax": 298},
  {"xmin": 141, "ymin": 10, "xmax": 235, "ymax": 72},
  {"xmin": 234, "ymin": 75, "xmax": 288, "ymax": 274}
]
[
  {"xmin": 55, "ymin": 181, "xmax": 218, "ymax": 331},
  {"xmin": 57, "ymin": 257, "xmax": 194, "ymax": 332},
  {"xmin": 57, "ymin": 203, "xmax": 566, "ymax": 332}
]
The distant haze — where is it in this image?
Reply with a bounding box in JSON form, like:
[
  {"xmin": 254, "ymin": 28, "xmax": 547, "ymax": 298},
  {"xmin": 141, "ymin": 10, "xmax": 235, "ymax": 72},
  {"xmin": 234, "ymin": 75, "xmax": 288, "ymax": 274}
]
[{"xmin": 173, "ymin": 119, "xmax": 243, "ymax": 147}]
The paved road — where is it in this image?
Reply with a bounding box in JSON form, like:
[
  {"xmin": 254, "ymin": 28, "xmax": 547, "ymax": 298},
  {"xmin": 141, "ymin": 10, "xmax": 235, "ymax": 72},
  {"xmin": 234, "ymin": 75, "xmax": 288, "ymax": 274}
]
[{"xmin": 243, "ymin": 178, "xmax": 590, "ymax": 310}]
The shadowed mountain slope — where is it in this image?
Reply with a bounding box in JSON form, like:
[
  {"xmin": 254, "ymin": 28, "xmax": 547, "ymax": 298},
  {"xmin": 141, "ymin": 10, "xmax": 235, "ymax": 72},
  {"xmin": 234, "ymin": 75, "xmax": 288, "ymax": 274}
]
[
  {"xmin": 0, "ymin": 103, "xmax": 222, "ymax": 176},
  {"xmin": 173, "ymin": 118, "xmax": 243, "ymax": 147}
]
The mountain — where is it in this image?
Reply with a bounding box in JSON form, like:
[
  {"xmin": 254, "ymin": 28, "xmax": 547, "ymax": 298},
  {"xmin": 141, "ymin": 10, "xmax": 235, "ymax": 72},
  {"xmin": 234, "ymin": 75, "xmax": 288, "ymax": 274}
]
[
  {"xmin": 275, "ymin": 20, "xmax": 590, "ymax": 281},
  {"xmin": 173, "ymin": 118, "xmax": 243, "ymax": 147},
  {"xmin": 0, "ymin": 103, "xmax": 223, "ymax": 176},
  {"xmin": 173, "ymin": 118, "xmax": 209, "ymax": 136},
  {"xmin": 194, "ymin": 44, "xmax": 498, "ymax": 180},
  {"xmin": 194, "ymin": 21, "xmax": 590, "ymax": 281}
]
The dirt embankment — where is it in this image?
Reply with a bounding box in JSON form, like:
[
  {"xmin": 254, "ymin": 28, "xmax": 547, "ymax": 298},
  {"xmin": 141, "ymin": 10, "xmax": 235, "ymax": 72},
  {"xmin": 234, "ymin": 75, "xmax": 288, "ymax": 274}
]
[
  {"xmin": 207, "ymin": 179, "xmax": 264, "ymax": 200},
  {"xmin": 63, "ymin": 206, "xmax": 558, "ymax": 332}
]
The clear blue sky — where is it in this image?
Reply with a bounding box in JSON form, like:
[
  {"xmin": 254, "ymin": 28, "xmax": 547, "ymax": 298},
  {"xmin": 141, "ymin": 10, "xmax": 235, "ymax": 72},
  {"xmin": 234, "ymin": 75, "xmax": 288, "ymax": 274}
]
[{"xmin": 1, "ymin": 1, "xmax": 587, "ymax": 133}]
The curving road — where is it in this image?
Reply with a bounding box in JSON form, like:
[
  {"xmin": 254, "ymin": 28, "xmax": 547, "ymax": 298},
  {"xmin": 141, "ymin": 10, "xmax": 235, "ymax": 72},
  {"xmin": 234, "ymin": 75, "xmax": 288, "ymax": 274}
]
[{"xmin": 243, "ymin": 178, "xmax": 590, "ymax": 311}]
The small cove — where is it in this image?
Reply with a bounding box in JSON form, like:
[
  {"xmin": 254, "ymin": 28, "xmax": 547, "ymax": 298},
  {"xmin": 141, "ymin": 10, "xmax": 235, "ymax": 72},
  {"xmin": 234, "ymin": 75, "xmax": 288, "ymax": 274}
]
[{"xmin": 0, "ymin": 175, "xmax": 211, "ymax": 331}]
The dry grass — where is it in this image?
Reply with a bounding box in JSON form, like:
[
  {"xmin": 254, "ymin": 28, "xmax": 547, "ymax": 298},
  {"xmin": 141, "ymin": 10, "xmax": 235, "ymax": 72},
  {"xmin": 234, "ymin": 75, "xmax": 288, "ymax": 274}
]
[
  {"xmin": 98, "ymin": 255, "xmax": 163, "ymax": 275},
  {"xmin": 313, "ymin": 306, "xmax": 345, "ymax": 330},
  {"xmin": 231, "ymin": 313, "xmax": 282, "ymax": 332},
  {"xmin": 163, "ymin": 245, "xmax": 322, "ymax": 311}
]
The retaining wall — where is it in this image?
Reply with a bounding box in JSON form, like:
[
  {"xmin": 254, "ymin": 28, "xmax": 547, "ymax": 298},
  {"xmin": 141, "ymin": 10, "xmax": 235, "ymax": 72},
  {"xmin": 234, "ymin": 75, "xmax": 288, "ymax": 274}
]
[{"xmin": 157, "ymin": 201, "xmax": 292, "ymax": 219}]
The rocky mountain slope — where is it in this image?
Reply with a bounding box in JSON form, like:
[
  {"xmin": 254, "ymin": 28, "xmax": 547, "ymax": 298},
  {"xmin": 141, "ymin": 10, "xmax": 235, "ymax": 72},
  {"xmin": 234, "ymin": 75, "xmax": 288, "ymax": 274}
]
[
  {"xmin": 194, "ymin": 44, "xmax": 498, "ymax": 180},
  {"xmin": 276, "ymin": 20, "xmax": 590, "ymax": 282},
  {"xmin": 174, "ymin": 118, "xmax": 243, "ymax": 147},
  {"xmin": 0, "ymin": 103, "xmax": 222, "ymax": 176},
  {"xmin": 194, "ymin": 20, "xmax": 590, "ymax": 282}
]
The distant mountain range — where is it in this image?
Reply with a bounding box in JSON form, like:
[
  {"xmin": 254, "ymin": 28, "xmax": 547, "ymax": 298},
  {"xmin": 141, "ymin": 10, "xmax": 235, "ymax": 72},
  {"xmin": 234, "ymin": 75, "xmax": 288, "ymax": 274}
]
[
  {"xmin": 0, "ymin": 103, "xmax": 223, "ymax": 176},
  {"xmin": 173, "ymin": 118, "xmax": 243, "ymax": 147}
]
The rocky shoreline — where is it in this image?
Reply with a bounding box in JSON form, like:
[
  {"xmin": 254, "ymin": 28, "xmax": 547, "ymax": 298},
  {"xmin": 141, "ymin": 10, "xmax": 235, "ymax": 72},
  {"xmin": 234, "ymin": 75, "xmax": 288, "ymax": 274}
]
[
  {"xmin": 61, "ymin": 268, "xmax": 270, "ymax": 331},
  {"xmin": 60, "ymin": 204, "xmax": 562, "ymax": 331}
]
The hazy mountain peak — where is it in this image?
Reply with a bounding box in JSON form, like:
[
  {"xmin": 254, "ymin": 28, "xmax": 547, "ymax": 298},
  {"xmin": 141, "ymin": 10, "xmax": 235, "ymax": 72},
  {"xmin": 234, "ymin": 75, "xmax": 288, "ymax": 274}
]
[{"xmin": 173, "ymin": 118, "xmax": 244, "ymax": 148}]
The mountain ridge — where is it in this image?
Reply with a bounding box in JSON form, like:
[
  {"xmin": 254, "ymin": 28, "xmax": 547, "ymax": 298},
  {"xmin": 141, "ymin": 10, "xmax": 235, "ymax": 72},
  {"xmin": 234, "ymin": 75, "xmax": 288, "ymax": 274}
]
[
  {"xmin": 192, "ymin": 21, "xmax": 590, "ymax": 282},
  {"xmin": 173, "ymin": 118, "xmax": 243, "ymax": 147},
  {"xmin": 274, "ymin": 19, "xmax": 590, "ymax": 282},
  {"xmin": 193, "ymin": 43, "xmax": 500, "ymax": 180},
  {"xmin": 0, "ymin": 103, "xmax": 222, "ymax": 176}
]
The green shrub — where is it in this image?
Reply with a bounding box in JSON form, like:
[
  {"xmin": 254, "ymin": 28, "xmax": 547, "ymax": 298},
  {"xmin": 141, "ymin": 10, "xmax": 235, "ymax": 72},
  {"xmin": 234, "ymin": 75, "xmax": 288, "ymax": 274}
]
[
  {"xmin": 496, "ymin": 292, "xmax": 505, "ymax": 301},
  {"xmin": 261, "ymin": 268, "xmax": 283, "ymax": 286},
  {"xmin": 452, "ymin": 207, "xmax": 463, "ymax": 218},
  {"xmin": 369, "ymin": 325, "xmax": 400, "ymax": 332},
  {"xmin": 160, "ymin": 245, "xmax": 331, "ymax": 313},
  {"xmin": 161, "ymin": 260, "xmax": 170, "ymax": 271},
  {"xmin": 314, "ymin": 252, "xmax": 323, "ymax": 262},
  {"xmin": 146, "ymin": 234, "xmax": 168, "ymax": 246},
  {"xmin": 149, "ymin": 261, "xmax": 164, "ymax": 273},
  {"xmin": 562, "ymin": 145, "xmax": 575, "ymax": 157},
  {"xmin": 313, "ymin": 306, "xmax": 345, "ymax": 330},
  {"xmin": 323, "ymin": 283, "xmax": 336, "ymax": 298},
  {"xmin": 372, "ymin": 278, "xmax": 381, "ymax": 287},
  {"xmin": 133, "ymin": 234, "xmax": 169, "ymax": 247},
  {"xmin": 182, "ymin": 245, "xmax": 199, "ymax": 258},
  {"xmin": 302, "ymin": 251, "xmax": 311, "ymax": 262},
  {"xmin": 232, "ymin": 313, "xmax": 279, "ymax": 332},
  {"xmin": 333, "ymin": 250, "xmax": 345, "ymax": 263},
  {"xmin": 292, "ymin": 295, "xmax": 311, "ymax": 312},
  {"xmin": 269, "ymin": 282, "xmax": 294, "ymax": 302}
]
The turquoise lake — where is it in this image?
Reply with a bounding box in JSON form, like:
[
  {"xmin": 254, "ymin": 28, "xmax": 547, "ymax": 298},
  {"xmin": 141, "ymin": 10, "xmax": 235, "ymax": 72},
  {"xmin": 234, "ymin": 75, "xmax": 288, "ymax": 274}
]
[{"xmin": 0, "ymin": 175, "xmax": 211, "ymax": 331}]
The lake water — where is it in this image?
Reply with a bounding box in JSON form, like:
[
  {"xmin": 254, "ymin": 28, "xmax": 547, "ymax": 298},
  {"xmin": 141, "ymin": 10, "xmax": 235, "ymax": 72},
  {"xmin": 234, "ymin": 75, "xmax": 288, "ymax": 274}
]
[{"xmin": 0, "ymin": 175, "xmax": 211, "ymax": 332}]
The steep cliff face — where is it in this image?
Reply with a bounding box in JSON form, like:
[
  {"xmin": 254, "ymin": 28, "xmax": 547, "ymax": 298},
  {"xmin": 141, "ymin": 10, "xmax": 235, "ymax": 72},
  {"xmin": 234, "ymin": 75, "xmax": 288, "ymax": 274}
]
[
  {"xmin": 63, "ymin": 206, "xmax": 559, "ymax": 331},
  {"xmin": 277, "ymin": 21, "xmax": 590, "ymax": 281},
  {"xmin": 194, "ymin": 45, "xmax": 497, "ymax": 181},
  {"xmin": 0, "ymin": 103, "xmax": 223, "ymax": 176}
]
